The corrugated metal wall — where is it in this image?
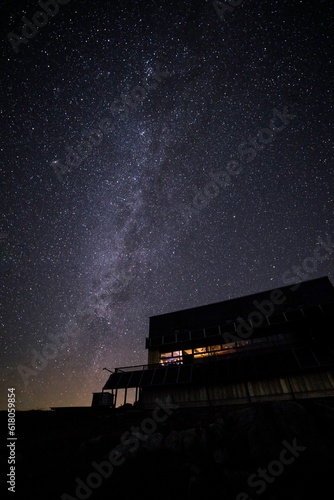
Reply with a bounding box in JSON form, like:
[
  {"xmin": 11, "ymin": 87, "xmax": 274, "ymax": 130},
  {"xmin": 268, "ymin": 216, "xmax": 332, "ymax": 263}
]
[{"xmin": 140, "ymin": 370, "xmax": 334, "ymax": 409}]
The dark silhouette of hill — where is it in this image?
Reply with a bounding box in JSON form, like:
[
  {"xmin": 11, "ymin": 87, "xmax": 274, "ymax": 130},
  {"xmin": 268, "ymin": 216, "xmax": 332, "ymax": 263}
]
[{"xmin": 1, "ymin": 398, "xmax": 334, "ymax": 500}]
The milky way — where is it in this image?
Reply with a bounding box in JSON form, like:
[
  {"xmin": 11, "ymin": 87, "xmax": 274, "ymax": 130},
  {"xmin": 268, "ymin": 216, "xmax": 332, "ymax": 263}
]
[{"xmin": 1, "ymin": 0, "xmax": 333, "ymax": 409}]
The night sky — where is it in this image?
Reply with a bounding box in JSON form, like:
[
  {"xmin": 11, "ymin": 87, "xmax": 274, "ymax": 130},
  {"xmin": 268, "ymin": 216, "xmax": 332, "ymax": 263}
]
[{"xmin": 1, "ymin": 0, "xmax": 333, "ymax": 410}]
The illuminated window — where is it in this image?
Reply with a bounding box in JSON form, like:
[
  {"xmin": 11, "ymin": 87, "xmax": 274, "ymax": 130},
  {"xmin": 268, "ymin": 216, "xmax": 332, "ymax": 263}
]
[
  {"xmin": 194, "ymin": 347, "xmax": 206, "ymax": 354},
  {"xmin": 159, "ymin": 350, "xmax": 183, "ymax": 365},
  {"xmin": 207, "ymin": 345, "xmax": 221, "ymax": 352},
  {"xmin": 194, "ymin": 347, "xmax": 207, "ymax": 359}
]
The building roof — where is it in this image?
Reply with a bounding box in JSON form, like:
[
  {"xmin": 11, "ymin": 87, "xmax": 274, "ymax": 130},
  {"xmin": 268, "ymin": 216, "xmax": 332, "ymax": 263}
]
[{"xmin": 148, "ymin": 277, "xmax": 334, "ymax": 339}]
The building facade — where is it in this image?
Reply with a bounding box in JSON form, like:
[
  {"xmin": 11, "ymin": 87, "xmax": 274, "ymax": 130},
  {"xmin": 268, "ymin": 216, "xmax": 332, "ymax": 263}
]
[{"xmin": 101, "ymin": 277, "xmax": 334, "ymax": 408}]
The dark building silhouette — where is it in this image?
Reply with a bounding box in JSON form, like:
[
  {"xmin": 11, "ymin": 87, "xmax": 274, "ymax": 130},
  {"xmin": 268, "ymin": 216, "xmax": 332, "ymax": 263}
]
[{"xmin": 101, "ymin": 276, "xmax": 334, "ymax": 408}]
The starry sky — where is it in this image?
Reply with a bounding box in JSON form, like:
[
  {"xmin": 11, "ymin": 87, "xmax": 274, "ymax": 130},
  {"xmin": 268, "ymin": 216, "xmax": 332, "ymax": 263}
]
[{"xmin": 0, "ymin": 0, "xmax": 333, "ymax": 410}]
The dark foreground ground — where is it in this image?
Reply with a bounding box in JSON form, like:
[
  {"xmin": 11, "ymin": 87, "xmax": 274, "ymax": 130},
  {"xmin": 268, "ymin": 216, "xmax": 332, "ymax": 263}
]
[{"xmin": 1, "ymin": 398, "xmax": 334, "ymax": 500}]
